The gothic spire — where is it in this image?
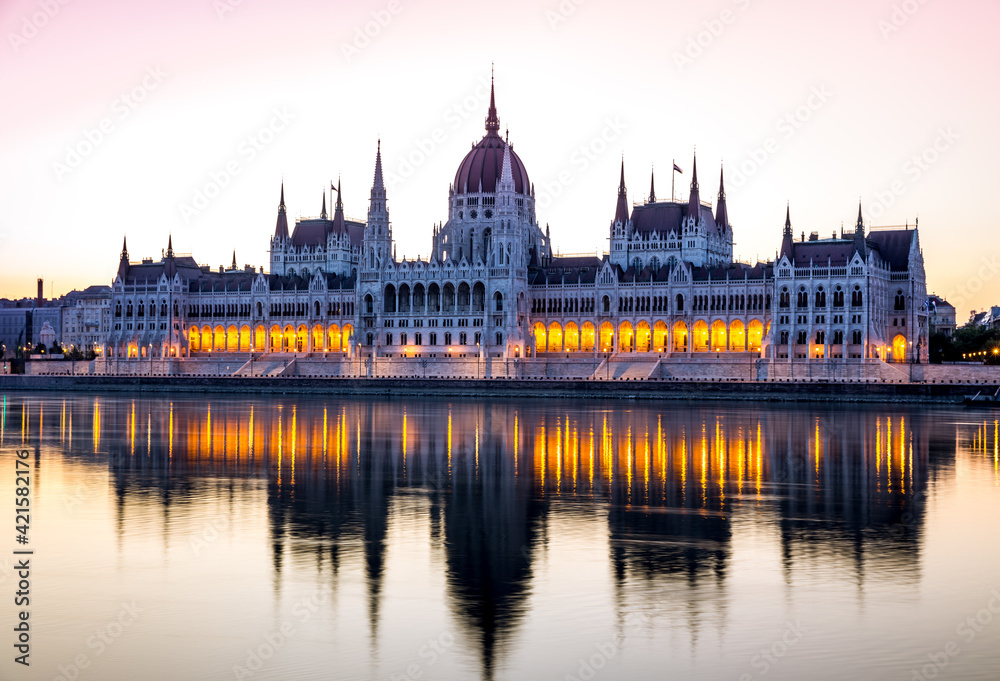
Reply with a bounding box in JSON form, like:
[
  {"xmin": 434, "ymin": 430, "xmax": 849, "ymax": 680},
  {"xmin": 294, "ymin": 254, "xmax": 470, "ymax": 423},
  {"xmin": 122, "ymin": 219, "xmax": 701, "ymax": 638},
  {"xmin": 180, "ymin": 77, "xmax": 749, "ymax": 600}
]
[
  {"xmin": 372, "ymin": 139, "xmax": 384, "ymax": 192},
  {"xmin": 614, "ymin": 159, "xmax": 629, "ymax": 224},
  {"xmin": 715, "ymin": 164, "xmax": 729, "ymax": 230},
  {"xmin": 231, "ymin": 250, "xmax": 237, "ymax": 269},
  {"xmin": 120, "ymin": 235, "xmax": 128, "ymax": 261},
  {"xmin": 649, "ymin": 166, "xmax": 656, "ymax": 203},
  {"xmin": 687, "ymin": 152, "xmax": 700, "ymax": 220},
  {"xmin": 853, "ymin": 200, "xmax": 868, "ymax": 259},
  {"xmin": 485, "ymin": 67, "xmax": 500, "ymax": 135},
  {"xmin": 332, "ymin": 178, "xmax": 346, "ymax": 233},
  {"xmin": 321, "ymin": 191, "xmax": 328, "ymax": 220},
  {"xmin": 274, "ymin": 183, "xmax": 289, "ymax": 240},
  {"xmin": 166, "ymin": 234, "xmax": 174, "ymax": 258},
  {"xmin": 780, "ymin": 202, "xmax": 794, "ymax": 260}
]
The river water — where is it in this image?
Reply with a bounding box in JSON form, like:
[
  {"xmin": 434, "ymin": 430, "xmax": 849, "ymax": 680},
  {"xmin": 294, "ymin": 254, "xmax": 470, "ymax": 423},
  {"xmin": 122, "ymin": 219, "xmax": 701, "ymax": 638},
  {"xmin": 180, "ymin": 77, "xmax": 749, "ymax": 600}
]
[{"xmin": 1, "ymin": 392, "xmax": 998, "ymax": 681}]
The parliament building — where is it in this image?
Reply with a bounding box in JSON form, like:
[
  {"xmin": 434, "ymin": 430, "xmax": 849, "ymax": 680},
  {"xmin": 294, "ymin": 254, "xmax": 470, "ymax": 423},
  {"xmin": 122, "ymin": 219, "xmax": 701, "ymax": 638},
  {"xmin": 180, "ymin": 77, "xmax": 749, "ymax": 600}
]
[{"xmin": 104, "ymin": 78, "xmax": 928, "ymax": 375}]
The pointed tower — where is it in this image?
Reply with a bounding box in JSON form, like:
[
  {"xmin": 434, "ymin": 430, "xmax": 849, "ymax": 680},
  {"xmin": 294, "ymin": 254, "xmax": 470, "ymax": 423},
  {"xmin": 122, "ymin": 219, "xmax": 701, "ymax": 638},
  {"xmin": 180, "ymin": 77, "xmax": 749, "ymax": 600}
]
[
  {"xmin": 715, "ymin": 165, "xmax": 728, "ymax": 231},
  {"xmin": 274, "ymin": 183, "xmax": 289, "ymax": 240},
  {"xmin": 649, "ymin": 167, "xmax": 656, "ymax": 203},
  {"xmin": 852, "ymin": 201, "xmax": 867, "ymax": 259},
  {"xmin": 231, "ymin": 251, "xmax": 237, "ymax": 270},
  {"xmin": 486, "ymin": 69, "xmax": 500, "ymax": 135},
  {"xmin": 117, "ymin": 236, "xmax": 129, "ymax": 279},
  {"xmin": 320, "ymin": 192, "xmax": 328, "ymax": 220},
  {"xmin": 780, "ymin": 203, "xmax": 794, "ymax": 261},
  {"xmin": 270, "ymin": 183, "xmax": 291, "ymax": 276},
  {"xmin": 364, "ymin": 141, "xmax": 392, "ymax": 271},
  {"xmin": 332, "ymin": 178, "xmax": 346, "ymax": 233},
  {"xmin": 687, "ymin": 153, "xmax": 700, "ymax": 222},
  {"xmin": 614, "ymin": 160, "xmax": 629, "ymax": 224},
  {"xmin": 609, "ymin": 160, "xmax": 631, "ymax": 268},
  {"xmin": 491, "ymin": 141, "xmax": 518, "ymax": 267},
  {"xmin": 164, "ymin": 234, "xmax": 177, "ymax": 278}
]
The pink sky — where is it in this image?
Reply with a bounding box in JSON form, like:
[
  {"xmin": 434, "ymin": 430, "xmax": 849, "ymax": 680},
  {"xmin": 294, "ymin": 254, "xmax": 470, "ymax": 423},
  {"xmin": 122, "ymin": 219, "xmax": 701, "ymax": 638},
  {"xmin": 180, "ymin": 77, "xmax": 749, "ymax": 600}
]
[{"xmin": 1, "ymin": 0, "xmax": 998, "ymax": 320}]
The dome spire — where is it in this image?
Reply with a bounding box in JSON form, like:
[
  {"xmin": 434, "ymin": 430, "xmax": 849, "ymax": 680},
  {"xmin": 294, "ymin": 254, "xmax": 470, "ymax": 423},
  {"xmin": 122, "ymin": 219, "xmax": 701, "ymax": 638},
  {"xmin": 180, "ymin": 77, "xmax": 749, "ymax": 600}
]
[{"xmin": 485, "ymin": 65, "xmax": 500, "ymax": 135}]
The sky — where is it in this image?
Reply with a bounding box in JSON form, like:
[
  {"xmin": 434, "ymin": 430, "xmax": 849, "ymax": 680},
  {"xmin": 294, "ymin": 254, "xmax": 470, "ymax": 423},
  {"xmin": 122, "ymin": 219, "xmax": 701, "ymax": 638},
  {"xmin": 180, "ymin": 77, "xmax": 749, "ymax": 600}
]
[{"xmin": 1, "ymin": 0, "xmax": 997, "ymax": 321}]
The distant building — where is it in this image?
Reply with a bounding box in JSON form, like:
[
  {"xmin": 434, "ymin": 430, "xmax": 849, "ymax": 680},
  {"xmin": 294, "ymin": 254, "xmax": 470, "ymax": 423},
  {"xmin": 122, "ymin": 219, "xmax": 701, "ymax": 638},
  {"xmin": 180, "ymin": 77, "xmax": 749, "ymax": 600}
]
[
  {"xmin": 927, "ymin": 295, "xmax": 956, "ymax": 337},
  {"xmin": 968, "ymin": 306, "xmax": 1000, "ymax": 330},
  {"xmin": 61, "ymin": 285, "xmax": 112, "ymax": 353},
  {"xmin": 0, "ymin": 303, "xmax": 62, "ymax": 356}
]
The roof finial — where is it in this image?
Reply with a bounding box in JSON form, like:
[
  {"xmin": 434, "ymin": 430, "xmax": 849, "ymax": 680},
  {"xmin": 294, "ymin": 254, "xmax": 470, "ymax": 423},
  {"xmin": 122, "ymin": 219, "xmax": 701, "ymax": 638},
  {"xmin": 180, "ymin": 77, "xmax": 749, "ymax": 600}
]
[
  {"xmin": 166, "ymin": 234, "xmax": 174, "ymax": 258},
  {"xmin": 231, "ymin": 250, "xmax": 237, "ymax": 269},
  {"xmin": 649, "ymin": 165, "xmax": 656, "ymax": 203},
  {"xmin": 120, "ymin": 235, "xmax": 128, "ymax": 261},
  {"xmin": 485, "ymin": 66, "xmax": 500, "ymax": 134},
  {"xmin": 321, "ymin": 190, "xmax": 327, "ymax": 219},
  {"xmin": 784, "ymin": 201, "xmax": 792, "ymax": 236}
]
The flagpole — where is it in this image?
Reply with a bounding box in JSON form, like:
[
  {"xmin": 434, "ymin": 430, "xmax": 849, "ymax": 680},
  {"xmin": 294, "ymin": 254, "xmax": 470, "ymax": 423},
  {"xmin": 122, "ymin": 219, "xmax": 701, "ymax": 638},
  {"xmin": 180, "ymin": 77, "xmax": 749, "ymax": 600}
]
[{"xmin": 671, "ymin": 159, "xmax": 675, "ymax": 203}]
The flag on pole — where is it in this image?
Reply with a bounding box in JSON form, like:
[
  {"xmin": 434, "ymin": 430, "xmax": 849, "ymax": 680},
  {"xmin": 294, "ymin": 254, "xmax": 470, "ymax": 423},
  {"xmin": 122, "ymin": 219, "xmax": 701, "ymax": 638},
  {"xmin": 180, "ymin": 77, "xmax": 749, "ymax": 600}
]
[{"xmin": 673, "ymin": 163, "xmax": 683, "ymax": 174}]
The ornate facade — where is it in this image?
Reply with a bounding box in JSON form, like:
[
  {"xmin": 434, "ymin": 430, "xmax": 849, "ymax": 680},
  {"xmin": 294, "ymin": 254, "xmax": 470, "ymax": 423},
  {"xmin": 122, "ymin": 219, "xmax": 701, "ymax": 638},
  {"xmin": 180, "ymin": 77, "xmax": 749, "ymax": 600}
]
[{"xmin": 105, "ymin": 78, "xmax": 928, "ymax": 367}]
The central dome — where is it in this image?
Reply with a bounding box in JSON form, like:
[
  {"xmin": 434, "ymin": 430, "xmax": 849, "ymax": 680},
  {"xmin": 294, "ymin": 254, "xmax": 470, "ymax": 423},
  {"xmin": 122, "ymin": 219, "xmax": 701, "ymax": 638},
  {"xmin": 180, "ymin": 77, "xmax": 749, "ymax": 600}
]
[{"xmin": 453, "ymin": 80, "xmax": 530, "ymax": 195}]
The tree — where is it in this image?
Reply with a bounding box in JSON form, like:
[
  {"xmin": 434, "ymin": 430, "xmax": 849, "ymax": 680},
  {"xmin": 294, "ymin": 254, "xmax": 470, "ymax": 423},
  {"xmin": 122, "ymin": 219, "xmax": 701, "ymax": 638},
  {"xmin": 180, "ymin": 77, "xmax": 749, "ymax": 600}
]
[{"xmin": 13, "ymin": 331, "xmax": 23, "ymax": 359}]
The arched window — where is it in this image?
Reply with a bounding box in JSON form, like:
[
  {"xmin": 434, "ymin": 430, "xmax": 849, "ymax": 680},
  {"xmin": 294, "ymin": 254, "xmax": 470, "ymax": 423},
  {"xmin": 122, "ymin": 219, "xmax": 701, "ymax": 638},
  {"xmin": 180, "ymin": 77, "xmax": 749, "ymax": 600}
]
[
  {"xmin": 494, "ymin": 291, "xmax": 503, "ymax": 312},
  {"xmin": 894, "ymin": 290, "xmax": 905, "ymax": 311},
  {"xmin": 365, "ymin": 294, "xmax": 374, "ymax": 314},
  {"xmin": 779, "ymin": 288, "xmax": 790, "ymax": 309},
  {"xmin": 602, "ymin": 295, "xmax": 611, "ymax": 313},
  {"xmin": 675, "ymin": 294, "xmax": 684, "ymax": 312},
  {"xmin": 314, "ymin": 300, "xmax": 321, "ymax": 317}
]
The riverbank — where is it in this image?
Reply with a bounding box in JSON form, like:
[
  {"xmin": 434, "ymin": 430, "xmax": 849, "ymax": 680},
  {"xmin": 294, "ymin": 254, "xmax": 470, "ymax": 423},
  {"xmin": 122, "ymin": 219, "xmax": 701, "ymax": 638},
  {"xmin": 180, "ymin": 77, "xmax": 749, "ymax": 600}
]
[{"xmin": 1, "ymin": 374, "xmax": 993, "ymax": 404}]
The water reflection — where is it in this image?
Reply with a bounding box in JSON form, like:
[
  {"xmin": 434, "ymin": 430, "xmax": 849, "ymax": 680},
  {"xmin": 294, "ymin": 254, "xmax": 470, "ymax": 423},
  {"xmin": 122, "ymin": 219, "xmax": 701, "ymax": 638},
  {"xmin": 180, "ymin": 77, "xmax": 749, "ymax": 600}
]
[{"xmin": 2, "ymin": 394, "xmax": 997, "ymax": 680}]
